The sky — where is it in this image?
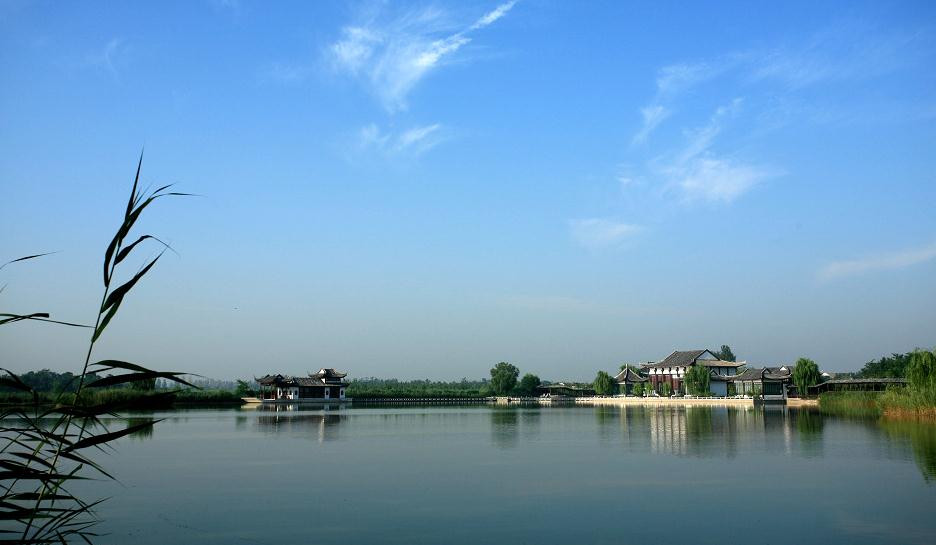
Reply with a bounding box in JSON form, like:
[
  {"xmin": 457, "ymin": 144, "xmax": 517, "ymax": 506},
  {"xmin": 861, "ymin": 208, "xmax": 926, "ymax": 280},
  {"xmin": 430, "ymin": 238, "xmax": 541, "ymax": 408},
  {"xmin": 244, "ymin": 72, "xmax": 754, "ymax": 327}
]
[{"xmin": 2, "ymin": 0, "xmax": 935, "ymax": 381}]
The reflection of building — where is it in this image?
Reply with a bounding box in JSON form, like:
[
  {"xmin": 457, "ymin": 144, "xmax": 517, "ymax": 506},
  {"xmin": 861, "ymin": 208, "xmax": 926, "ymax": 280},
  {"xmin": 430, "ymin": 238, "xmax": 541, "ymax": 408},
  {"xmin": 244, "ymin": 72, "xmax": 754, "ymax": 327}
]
[
  {"xmin": 644, "ymin": 350, "xmax": 743, "ymax": 396},
  {"xmin": 257, "ymin": 368, "xmax": 350, "ymax": 402},
  {"xmin": 732, "ymin": 367, "xmax": 793, "ymax": 400}
]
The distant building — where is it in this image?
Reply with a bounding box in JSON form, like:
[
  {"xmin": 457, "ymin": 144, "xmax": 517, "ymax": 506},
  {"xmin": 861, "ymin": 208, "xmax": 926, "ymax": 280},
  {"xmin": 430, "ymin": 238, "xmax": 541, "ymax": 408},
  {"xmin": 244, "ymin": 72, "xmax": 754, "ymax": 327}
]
[
  {"xmin": 642, "ymin": 349, "xmax": 744, "ymax": 396},
  {"xmin": 536, "ymin": 382, "xmax": 595, "ymax": 398},
  {"xmin": 731, "ymin": 366, "xmax": 792, "ymax": 400},
  {"xmin": 807, "ymin": 377, "xmax": 907, "ymax": 395},
  {"xmin": 257, "ymin": 368, "xmax": 350, "ymax": 402},
  {"xmin": 613, "ymin": 367, "xmax": 648, "ymax": 395}
]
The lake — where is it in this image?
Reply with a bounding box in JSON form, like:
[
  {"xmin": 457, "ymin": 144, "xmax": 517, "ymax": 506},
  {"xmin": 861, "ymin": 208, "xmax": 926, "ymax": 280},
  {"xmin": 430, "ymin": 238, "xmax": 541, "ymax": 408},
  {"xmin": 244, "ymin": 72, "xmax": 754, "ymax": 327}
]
[{"xmin": 78, "ymin": 404, "xmax": 936, "ymax": 544}]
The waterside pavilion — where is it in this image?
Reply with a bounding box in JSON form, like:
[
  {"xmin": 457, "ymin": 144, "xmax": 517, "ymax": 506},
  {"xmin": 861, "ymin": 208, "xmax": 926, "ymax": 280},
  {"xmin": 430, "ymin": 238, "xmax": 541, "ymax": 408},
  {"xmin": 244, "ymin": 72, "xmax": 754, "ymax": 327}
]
[
  {"xmin": 731, "ymin": 367, "xmax": 793, "ymax": 401},
  {"xmin": 613, "ymin": 367, "xmax": 648, "ymax": 395},
  {"xmin": 257, "ymin": 368, "xmax": 350, "ymax": 402}
]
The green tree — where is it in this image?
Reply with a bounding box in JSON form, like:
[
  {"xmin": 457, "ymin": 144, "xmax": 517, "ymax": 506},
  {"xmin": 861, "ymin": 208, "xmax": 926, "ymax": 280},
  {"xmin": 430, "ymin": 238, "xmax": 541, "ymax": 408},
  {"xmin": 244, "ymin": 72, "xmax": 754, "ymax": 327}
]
[
  {"xmin": 517, "ymin": 373, "xmax": 541, "ymax": 396},
  {"xmin": 661, "ymin": 382, "xmax": 672, "ymax": 396},
  {"xmin": 631, "ymin": 382, "xmax": 644, "ymax": 397},
  {"xmin": 793, "ymin": 357, "xmax": 821, "ymax": 398},
  {"xmin": 490, "ymin": 362, "xmax": 519, "ymax": 395},
  {"xmin": 235, "ymin": 379, "xmax": 252, "ymax": 397},
  {"xmin": 593, "ymin": 370, "xmax": 614, "ymax": 396},
  {"xmin": 713, "ymin": 345, "xmax": 736, "ymax": 362},
  {"xmin": 858, "ymin": 352, "xmax": 912, "ymax": 378},
  {"xmin": 907, "ymin": 349, "xmax": 936, "ymax": 390},
  {"xmin": 684, "ymin": 365, "xmax": 711, "ymax": 396}
]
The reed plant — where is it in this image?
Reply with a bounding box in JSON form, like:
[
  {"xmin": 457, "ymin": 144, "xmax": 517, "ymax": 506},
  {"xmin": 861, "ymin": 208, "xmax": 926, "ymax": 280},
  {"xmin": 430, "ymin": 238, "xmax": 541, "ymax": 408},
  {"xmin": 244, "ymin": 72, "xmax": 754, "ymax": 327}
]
[{"xmin": 1, "ymin": 153, "xmax": 195, "ymax": 543}]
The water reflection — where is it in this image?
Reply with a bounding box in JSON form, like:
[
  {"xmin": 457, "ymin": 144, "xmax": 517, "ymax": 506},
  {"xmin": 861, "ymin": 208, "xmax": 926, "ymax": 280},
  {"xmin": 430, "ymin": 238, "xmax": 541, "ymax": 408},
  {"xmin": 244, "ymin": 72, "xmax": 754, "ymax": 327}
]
[
  {"xmin": 125, "ymin": 417, "xmax": 155, "ymax": 441},
  {"xmin": 795, "ymin": 409, "xmax": 825, "ymax": 458},
  {"xmin": 881, "ymin": 420, "xmax": 936, "ymax": 482},
  {"xmin": 254, "ymin": 405, "xmax": 344, "ymax": 443},
  {"xmin": 490, "ymin": 407, "xmax": 519, "ymax": 449}
]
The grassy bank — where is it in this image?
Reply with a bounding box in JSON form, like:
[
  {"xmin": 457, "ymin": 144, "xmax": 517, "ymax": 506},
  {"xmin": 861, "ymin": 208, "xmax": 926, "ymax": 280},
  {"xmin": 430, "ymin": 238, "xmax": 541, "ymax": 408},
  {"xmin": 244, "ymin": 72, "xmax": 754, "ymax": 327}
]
[
  {"xmin": 818, "ymin": 391, "xmax": 883, "ymax": 418},
  {"xmin": 820, "ymin": 387, "xmax": 936, "ymax": 420},
  {"xmin": 0, "ymin": 388, "xmax": 244, "ymax": 409}
]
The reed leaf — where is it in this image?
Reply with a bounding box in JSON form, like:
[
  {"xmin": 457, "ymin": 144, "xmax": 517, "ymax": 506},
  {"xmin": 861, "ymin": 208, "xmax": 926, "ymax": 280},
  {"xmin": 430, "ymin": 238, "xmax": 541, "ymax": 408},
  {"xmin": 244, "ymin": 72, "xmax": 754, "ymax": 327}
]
[
  {"xmin": 62, "ymin": 420, "xmax": 163, "ymax": 454},
  {"xmin": 0, "ymin": 253, "xmax": 57, "ymax": 272}
]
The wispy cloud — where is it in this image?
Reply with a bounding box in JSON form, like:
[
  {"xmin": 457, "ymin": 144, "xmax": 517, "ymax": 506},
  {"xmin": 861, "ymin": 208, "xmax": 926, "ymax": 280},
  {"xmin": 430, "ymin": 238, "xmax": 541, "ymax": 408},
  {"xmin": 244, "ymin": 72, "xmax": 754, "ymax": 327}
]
[
  {"xmin": 329, "ymin": 2, "xmax": 516, "ymax": 112},
  {"xmin": 358, "ymin": 122, "xmax": 445, "ymax": 157},
  {"xmin": 819, "ymin": 242, "xmax": 936, "ymax": 280},
  {"xmin": 657, "ymin": 99, "xmax": 773, "ymax": 203},
  {"xmin": 752, "ymin": 21, "xmax": 920, "ymax": 89},
  {"xmin": 630, "ymin": 21, "xmax": 922, "ymax": 144},
  {"xmin": 569, "ymin": 218, "xmax": 641, "ymax": 249},
  {"xmin": 632, "ymin": 105, "xmax": 670, "ymax": 145},
  {"xmin": 86, "ymin": 38, "xmax": 127, "ymax": 81}
]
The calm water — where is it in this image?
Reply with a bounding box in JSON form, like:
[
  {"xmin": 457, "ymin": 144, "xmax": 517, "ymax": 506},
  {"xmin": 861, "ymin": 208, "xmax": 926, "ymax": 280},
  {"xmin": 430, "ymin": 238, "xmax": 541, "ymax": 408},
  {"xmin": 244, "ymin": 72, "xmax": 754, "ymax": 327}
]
[{"xmin": 76, "ymin": 404, "xmax": 936, "ymax": 544}]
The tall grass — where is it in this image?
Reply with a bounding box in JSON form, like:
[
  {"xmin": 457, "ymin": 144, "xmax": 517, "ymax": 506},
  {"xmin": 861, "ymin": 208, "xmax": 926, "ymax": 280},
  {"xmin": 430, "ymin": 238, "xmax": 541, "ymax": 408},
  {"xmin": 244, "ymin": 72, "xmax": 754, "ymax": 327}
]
[
  {"xmin": 820, "ymin": 385, "xmax": 936, "ymax": 420},
  {"xmin": 819, "ymin": 391, "xmax": 883, "ymax": 418},
  {"xmin": 1, "ymin": 153, "xmax": 195, "ymax": 543}
]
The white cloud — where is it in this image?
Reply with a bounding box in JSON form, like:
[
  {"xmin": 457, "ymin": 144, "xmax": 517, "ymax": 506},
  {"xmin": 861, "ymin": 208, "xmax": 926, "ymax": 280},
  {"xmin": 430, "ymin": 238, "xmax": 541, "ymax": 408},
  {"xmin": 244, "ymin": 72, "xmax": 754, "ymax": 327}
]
[
  {"xmin": 358, "ymin": 123, "xmax": 445, "ymax": 157},
  {"xmin": 569, "ymin": 218, "xmax": 641, "ymax": 249},
  {"xmin": 86, "ymin": 38, "xmax": 127, "ymax": 81},
  {"xmin": 471, "ymin": 1, "xmax": 516, "ymax": 30},
  {"xmin": 674, "ymin": 157, "xmax": 769, "ymax": 203},
  {"xmin": 656, "ymin": 61, "xmax": 725, "ymax": 96},
  {"xmin": 329, "ymin": 2, "xmax": 516, "ymax": 112},
  {"xmin": 751, "ymin": 21, "xmax": 918, "ymax": 89},
  {"xmin": 658, "ymin": 100, "xmax": 771, "ymax": 203},
  {"xmin": 631, "ymin": 105, "xmax": 670, "ymax": 145},
  {"xmin": 819, "ymin": 242, "xmax": 936, "ymax": 280}
]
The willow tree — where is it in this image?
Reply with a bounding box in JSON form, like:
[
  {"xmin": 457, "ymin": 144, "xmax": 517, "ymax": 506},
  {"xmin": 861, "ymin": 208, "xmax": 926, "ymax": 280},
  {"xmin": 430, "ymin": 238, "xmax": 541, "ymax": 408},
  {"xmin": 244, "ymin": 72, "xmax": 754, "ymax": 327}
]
[
  {"xmin": 593, "ymin": 370, "xmax": 614, "ymax": 396},
  {"xmin": 684, "ymin": 365, "xmax": 711, "ymax": 396},
  {"xmin": 907, "ymin": 349, "xmax": 936, "ymax": 390},
  {"xmin": 793, "ymin": 357, "xmax": 821, "ymax": 398}
]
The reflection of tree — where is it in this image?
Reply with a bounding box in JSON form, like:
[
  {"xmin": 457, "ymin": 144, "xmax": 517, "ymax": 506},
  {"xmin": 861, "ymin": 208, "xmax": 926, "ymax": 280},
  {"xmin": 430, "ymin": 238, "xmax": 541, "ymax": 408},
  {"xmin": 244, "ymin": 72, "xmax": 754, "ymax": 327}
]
[
  {"xmin": 881, "ymin": 420, "xmax": 936, "ymax": 482},
  {"xmin": 125, "ymin": 417, "xmax": 155, "ymax": 440},
  {"xmin": 795, "ymin": 409, "xmax": 824, "ymax": 457},
  {"xmin": 684, "ymin": 407, "xmax": 714, "ymax": 457},
  {"xmin": 594, "ymin": 405, "xmax": 618, "ymax": 443},
  {"xmin": 490, "ymin": 408, "xmax": 519, "ymax": 449}
]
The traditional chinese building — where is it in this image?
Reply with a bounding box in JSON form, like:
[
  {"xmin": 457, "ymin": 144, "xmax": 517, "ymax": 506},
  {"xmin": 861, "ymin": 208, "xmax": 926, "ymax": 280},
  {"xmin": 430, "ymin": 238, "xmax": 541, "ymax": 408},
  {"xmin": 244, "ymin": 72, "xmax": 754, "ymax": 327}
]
[
  {"xmin": 613, "ymin": 367, "xmax": 648, "ymax": 395},
  {"xmin": 731, "ymin": 366, "xmax": 793, "ymax": 400},
  {"xmin": 257, "ymin": 368, "xmax": 350, "ymax": 402},
  {"xmin": 643, "ymin": 349, "xmax": 744, "ymax": 396}
]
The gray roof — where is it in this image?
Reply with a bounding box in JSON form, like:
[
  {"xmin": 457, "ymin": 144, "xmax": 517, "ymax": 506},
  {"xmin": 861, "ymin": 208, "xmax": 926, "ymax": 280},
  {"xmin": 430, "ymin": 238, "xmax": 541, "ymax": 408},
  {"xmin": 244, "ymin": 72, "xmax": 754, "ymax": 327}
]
[
  {"xmin": 818, "ymin": 378, "xmax": 906, "ymax": 385},
  {"xmin": 732, "ymin": 367, "xmax": 792, "ymax": 382},
  {"xmin": 614, "ymin": 368, "xmax": 648, "ymax": 383},
  {"xmin": 257, "ymin": 370, "xmax": 349, "ymax": 387},
  {"xmin": 309, "ymin": 368, "xmax": 348, "ymax": 380},
  {"xmin": 644, "ymin": 350, "xmax": 743, "ymax": 369}
]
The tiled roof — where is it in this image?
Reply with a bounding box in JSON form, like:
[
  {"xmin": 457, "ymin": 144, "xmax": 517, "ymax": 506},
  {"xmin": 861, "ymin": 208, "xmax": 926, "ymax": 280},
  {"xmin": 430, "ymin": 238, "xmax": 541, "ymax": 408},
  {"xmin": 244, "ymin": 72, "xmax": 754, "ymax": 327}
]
[
  {"xmin": 613, "ymin": 368, "xmax": 648, "ymax": 383},
  {"xmin": 644, "ymin": 350, "xmax": 743, "ymax": 369},
  {"xmin": 732, "ymin": 367, "xmax": 792, "ymax": 381}
]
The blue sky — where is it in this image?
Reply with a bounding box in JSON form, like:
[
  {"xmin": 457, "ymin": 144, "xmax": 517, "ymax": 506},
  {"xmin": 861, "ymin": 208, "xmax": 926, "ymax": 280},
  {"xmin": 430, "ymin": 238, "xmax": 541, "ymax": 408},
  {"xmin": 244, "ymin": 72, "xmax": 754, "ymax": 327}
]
[{"xmin": 2, "ymin": 0, "xmax": 935, "ymax": 381}]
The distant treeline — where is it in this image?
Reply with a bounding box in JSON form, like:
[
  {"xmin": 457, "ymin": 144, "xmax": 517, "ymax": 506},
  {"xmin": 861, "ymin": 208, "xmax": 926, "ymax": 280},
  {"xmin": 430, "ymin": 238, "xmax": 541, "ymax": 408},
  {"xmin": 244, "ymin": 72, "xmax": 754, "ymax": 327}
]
[
  {"xmin": 0, "ymin": 369, "xmax": 102, "ymax": 394},
  {"xmin": 0, "ymin": 369, "xmax": 243, "ymax": 406},
  {"xmin": 346, "ymin": 377, "xmax": 492, "ymax": 399},
  {"xmin": 856, "ymin": 352, "xmax": 914, "ymax": 378}
]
